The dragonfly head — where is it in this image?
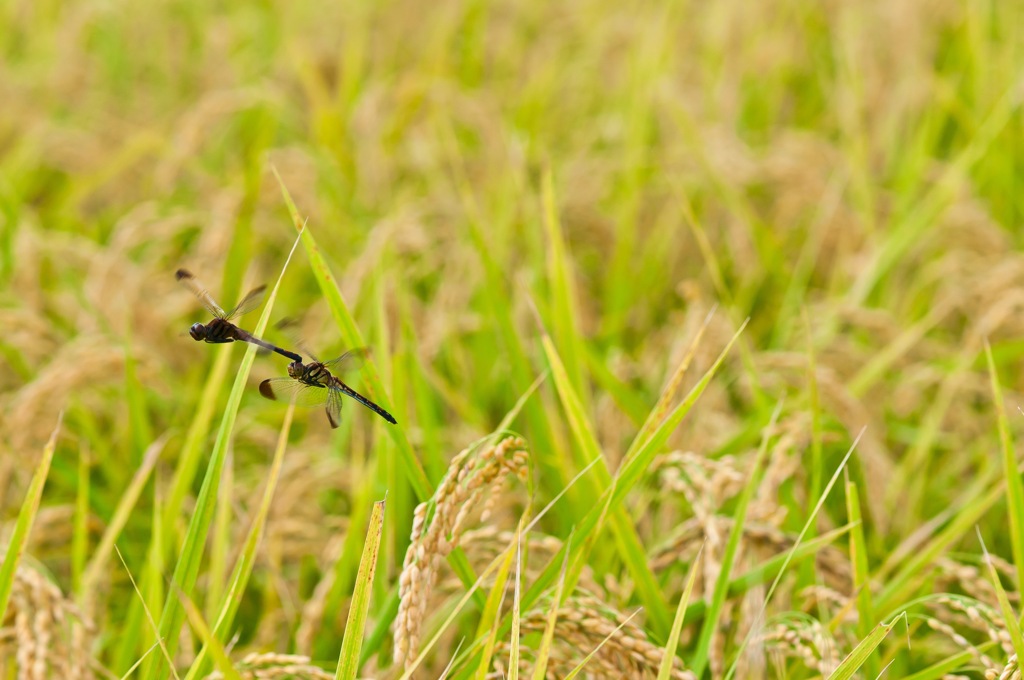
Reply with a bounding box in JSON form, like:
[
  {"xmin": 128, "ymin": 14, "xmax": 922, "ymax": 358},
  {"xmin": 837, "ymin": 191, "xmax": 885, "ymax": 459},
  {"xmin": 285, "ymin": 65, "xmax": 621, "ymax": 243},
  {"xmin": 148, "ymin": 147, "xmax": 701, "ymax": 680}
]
[
  {"xmin": 287, "ymin": 360, "xmax": 304, "ymax": 379},
  {"xmin": 188, "ymin": 323, "xmax": 208, "ymax": 341}
]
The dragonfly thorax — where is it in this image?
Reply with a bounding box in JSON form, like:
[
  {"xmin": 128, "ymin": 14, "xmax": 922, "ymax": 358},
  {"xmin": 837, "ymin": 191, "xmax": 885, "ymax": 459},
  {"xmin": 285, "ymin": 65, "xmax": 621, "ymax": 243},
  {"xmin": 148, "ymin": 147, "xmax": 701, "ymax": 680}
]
[{"xmin": 298, "ymin": 362, "xmax": 331, "ymax": 386}]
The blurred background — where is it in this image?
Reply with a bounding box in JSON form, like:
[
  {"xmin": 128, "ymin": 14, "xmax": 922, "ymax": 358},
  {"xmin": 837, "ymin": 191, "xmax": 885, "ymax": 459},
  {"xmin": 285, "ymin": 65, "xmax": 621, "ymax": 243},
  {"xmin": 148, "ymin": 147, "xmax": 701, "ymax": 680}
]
[{"xmin": 1, "ymin": 0, "xmax": 1022, "ymax": 677}]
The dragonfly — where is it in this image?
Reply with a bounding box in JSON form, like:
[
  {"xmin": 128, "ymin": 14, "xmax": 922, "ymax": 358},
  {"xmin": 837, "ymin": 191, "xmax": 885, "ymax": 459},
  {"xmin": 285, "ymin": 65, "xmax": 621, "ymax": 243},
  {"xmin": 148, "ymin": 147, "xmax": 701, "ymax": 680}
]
[
  {"xmin": 175, "ymin": 268, "xmax": 302, "ymax": 362},
  {"xmin": 258, "ymin": 348, "xmax": 397, "ymax": 427}
]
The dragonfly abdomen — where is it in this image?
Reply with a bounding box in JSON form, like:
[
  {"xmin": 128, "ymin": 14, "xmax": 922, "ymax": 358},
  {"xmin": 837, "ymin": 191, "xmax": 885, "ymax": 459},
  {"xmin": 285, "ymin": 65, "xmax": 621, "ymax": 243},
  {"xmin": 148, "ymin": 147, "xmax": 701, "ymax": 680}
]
[{"xmin": 332, "ymin": 379, "xmax": 398, "ymax": 425}]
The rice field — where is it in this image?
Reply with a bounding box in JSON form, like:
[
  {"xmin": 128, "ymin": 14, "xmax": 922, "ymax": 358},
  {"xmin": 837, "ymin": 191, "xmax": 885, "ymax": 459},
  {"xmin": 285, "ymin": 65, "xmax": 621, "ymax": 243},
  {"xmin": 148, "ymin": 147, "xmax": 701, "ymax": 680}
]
[{"xmin": 1, "ymin": 0, "xmax": 1023, "ymax": 678}]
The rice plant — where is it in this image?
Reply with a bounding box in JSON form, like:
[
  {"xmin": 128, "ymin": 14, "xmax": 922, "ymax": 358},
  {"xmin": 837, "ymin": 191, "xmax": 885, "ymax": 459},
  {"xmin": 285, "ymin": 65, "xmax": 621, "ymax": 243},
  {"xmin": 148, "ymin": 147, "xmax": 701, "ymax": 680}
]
[{"xmin": 1, "ymin": 0, "xmax": 1022, "ymax": 677}]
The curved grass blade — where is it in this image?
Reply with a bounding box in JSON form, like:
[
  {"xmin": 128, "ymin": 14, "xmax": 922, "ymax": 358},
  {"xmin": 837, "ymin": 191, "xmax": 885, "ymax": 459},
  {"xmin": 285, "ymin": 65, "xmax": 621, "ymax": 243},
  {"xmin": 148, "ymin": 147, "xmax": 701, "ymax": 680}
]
[
  {"xmin": 82, "ymin": 433, "xmax": 167, "ymax": 606},
  {"xmin": 516, "ymin": 321, "xmax": 747, "ymax": 631},
  {"xmin": 71, "ymin": 445, "xmax": 90, "ymax": 595},
  {"xmin": 114, "ymin": 546, "xmax": 181, "ymax": 680},
  {"xmin": 986, "ymin": 341, "xmax": 1024, "ymax": 593},
  {"xmin": 185, "ymin": 403, "xmax": 296, "ymax": 680},
  {"xmin": 902, "ymin": 642, "xmax": 998, "ymax": 680},
  {"xmin": 271, "ymin": 167, "xmax": 430, "ymax": 500},
  {"xmin": 541, "ymin": 330, "xmax": 671, "ymax": 634},
  {"xmin": 825, "ymin": 613, "xmax": 907, "ymax": 680},
  {"xmin": 541, "ymin": 168, "xmax": 587, "ymax": 407},
  {"xmin": 562, "ymin": 608, "xmax": 643, "ymax": 680},
  {"xmin": 0, "ymin": 412, "xmax": 61, "ymax": 623},
  {"xmin": 174, "ymin": 583, "xmax": 242, "ymax": 680},
  {"xmin": 844, "ymin": 474, "xmax": 876, "ymax": 676},
  {"xmin": 148, "ymin": 232, "xmax": 303, "ymax": 680},
  {"xmin": 335, "ymin": 497, "xmax": 386, "ymax": 680},
  {"xmin": 978, "ymin": 528, "xmax": 1024, "ymax": 667},
  {"xmin": 690, "ymin": 401, "xmax": 782, "ymax": 676},
  {"xmin": 658, "ymin": 543, "xmax": 702, "ymax": 680},
  {"xmin": 507, "ymin": 523, "xmax": 523, "ymax": 680},
  {"xmin": 530, "ymin": 532, "xmax": 571, "ymax": 680},
  {"xmin": 725, "ymin": 428, "xmax": 864, "ymax": 680},
  {"xmin": 472, "ymin": 535, "xmax": 517, "ymax": 680}
]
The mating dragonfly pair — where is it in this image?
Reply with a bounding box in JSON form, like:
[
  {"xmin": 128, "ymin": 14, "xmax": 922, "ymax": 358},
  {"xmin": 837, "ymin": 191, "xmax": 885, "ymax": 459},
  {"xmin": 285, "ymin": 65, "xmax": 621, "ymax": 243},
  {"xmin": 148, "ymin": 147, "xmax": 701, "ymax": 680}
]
[{"xmin": 176, "ymin": 269, "xmax": 397, "ymax": 428}]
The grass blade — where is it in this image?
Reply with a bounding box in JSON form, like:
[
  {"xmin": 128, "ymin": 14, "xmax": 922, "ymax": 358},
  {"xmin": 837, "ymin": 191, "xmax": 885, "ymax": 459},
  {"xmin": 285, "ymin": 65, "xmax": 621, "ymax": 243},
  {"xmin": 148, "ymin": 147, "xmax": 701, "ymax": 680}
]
[
  {"xmin": 844, "ymin": 474, "xmax": 876, "ymax": 645},
  {"xmin": 507, "ymin": 523, "xmax": 523, "ymax": 680},
  {"xmin": 825, "ymin": 614, "xmax": 907, "ymax": 680},
  {"xmin": 149, "ymin": 232, "xmax": 303, "ymax": 680},
  {"xmin": 271, "ymin": 167, "xmax": 432, "ymax": 501},
  {"xmin": 562, "ymin": 608, "xmax": 644, "ymax": 680},
  {"xmin": 691, "ymin": 402, "xmax": 782, "ymax": 676},
  {"xmin": 725, "ymin": 428, "xmax": 864, "ymax": 679},
  {"xmin": 986, "ymin": 341, "xmax": 1024, "ymax": 593},
  {"xmin": 540, "ymin": 330, "xmax": 671, "ymax": 634},
  {"xmin": 977, "ymin": 528, "xmax": 1024, "ymax": 665},
  {"xmin": 517, "ymin": 321, "xmax": 746, "ymax": 626},
  {"xmin": 540, "ymin": 168, "xmax": 587, "ymax": 405},
  {"xmin": 0, "ymin": 412, "xmax": 61, "ymax": 623},
  {"xmin": 185, "ymin": 403, "xmax": 296, "ymax": 680},
  {"xmin": 71, "ymin": 444, "xmax": 90, "ymax": 595},
  {"xmin": 335, "ymin": 497, "xmax": 386, "ymax": 680},
  {"xmin": 82, "ymin": 433, "xmax": 167, "ymax": 604},
  {"xmin": 658, "ymin": 543, "xmax": 703, "ymax": 680},
  {"xmin": 175, "ymin": 585, "xmax": 242, "ymax": 680},
  {"xmin": 399, "ymin": 531, "xmax": 525, "ymax": 680},
  {"xmin": 472, "ymin": 538, "xmax": 517, "ymax": 680},
  {"xmin": 113, "ymin": 546, "xmax": 181, "ymax": 680},
  {"xmin": 902, "ymin": 643, "xmax": 998, "ymax": 680},
  {"xmin": 530, "ymin": 532, "xmax": 572, "ymax": 680}
]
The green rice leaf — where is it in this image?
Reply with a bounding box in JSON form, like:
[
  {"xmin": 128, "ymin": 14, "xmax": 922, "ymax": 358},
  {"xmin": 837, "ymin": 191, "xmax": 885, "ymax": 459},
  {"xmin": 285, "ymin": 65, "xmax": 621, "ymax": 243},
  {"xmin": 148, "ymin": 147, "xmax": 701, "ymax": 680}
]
[
  {"xmin": 185, "ymin": 403, "xmax": 296, "ymax": 679},
  {"xmin": 978, "ymin": 529, "xmax": 1024, "ymax": 667},
  {"xmin": 335, "ymin": 497, "xmax": 387, "ymax": 680},
  {"xmin": 825, "ymin": 614, "xmax": 907, "ymax": 680},
  {"xmin": 271, "ymin": 167, "xmax": 432, "ymax": 501},
  {"xmin": 986, "ymin": 341, "xmax": 1024, "ymax": 593},
  {"xmin": 149, "ymin": 232, "xmax": 303, "ymax": 680},
  {"xmin": 690, "ymin": 402, "xmax": 781, "ymax": 676},
  {"xmin": 658, "ymin": 543, "xmax": 702, "ymax": 680},
  {"xmin": 0, "ymin": 412, "xmax": 62, "ymax": 624}
]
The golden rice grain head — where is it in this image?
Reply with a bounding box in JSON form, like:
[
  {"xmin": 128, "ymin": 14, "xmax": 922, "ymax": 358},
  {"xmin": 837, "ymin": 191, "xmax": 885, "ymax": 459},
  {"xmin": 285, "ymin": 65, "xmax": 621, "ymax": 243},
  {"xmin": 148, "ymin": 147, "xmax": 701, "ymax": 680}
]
[
  {"xmin": 756, "ymin": 618, "xmax": 840, "ymax": 676},
  {"xmin": 393, "ymin": 435, "xmax": 529, "ymax": 668},
  {"xmin": 202, "ymin": 652, "xmax": 333, "ymax": 679},
  {"xmin": 494, "ymin": 593, "xmax": 696, "ymax": 680},
  {"xmin": 0, "ymin": 561, "xmax": 93, "ymax": 680},
  {"xmin": 921, "ymin": 613, "xmax": 999, "ymax": 673},
  {"xmin": 988, "ymin": 653, "xmax": 1021, "ymax": 680},
  {"xmin": 930, "ymin": 595, "xmax": 1013, "ymax": 655}
]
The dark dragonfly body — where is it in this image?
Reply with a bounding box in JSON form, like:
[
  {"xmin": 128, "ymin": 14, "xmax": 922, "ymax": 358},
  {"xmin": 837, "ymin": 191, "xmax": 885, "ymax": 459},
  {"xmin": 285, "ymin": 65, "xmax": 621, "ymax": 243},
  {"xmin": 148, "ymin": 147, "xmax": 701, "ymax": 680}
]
[
  {"xmin": 176, "ymin": 268, "xmax": 302, "ymax": 362},
  {"xmin": 259, "ymin": 352, "xmax": 397, "ymax": 428}
]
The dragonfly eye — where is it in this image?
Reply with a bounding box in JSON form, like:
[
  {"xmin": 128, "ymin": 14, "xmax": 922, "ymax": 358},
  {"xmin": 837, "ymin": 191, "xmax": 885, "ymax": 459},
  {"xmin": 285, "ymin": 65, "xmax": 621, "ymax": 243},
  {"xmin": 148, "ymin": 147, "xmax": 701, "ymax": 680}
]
[
  {"xmin": 188, "ymin": 323, "xmax": 207, "ymax": 341},
  {"xmin": 287, "ymin": 362, "xmax": 302, "ymax": 379}
]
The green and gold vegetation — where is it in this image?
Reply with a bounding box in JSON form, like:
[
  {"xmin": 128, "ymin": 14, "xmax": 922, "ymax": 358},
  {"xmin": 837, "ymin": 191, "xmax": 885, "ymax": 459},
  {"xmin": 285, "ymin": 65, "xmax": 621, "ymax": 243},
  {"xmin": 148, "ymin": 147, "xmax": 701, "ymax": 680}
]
[{"xmin": 1, "ymin": 0, "xmax": 1023, "ymax": 677}]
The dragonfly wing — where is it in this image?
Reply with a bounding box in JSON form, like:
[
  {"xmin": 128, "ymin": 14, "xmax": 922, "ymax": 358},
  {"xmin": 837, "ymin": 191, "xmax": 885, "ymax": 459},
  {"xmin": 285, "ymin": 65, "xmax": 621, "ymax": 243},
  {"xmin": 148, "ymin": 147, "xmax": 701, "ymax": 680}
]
[
  {"xmin": 325, "ymin": 387, "xmax": 343, "ymax": 429},
  {"xmin": 271, "ymin": 318, "xmax": 321, "ymax": 362},
  {"xmin": 258, "ymin": 378, "xmax": 331, "ymax": 407},
  {"xmin": 176, "ymin": 269, "xmax": 227, "ymax": 319},
  {"xmin": 322, "ymin": 348, "xmax": 370, "ymax": 378},
  {"xmin": 226, "ymin": 285, "xmax": 267, "ymax": 320}
]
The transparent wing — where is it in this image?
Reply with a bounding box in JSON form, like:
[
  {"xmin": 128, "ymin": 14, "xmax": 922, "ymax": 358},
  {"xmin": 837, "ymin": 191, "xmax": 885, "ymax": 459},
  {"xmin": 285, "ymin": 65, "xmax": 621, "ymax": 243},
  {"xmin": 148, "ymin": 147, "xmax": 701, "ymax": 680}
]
[
  {"xmin": 272, "ymin": 318, "xmax": 321, "ymax": 363},
  {"xmin": 325, "ymin": 386, "xmax": 343, "ymax": 429},
  {"xmin": 258, "ymin": 378, "xmax": 332, "ymax": 408},
  {"xmin": 226, "ymin": 285, "xmax": 267, "ymax": 320},
  {"xmin": 176, "ymin": 269, "xmax": 227, "ymax": 319},
  {"xmin": 322, "ymin": 348, "xmax": 370, "ymax": 378}
]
